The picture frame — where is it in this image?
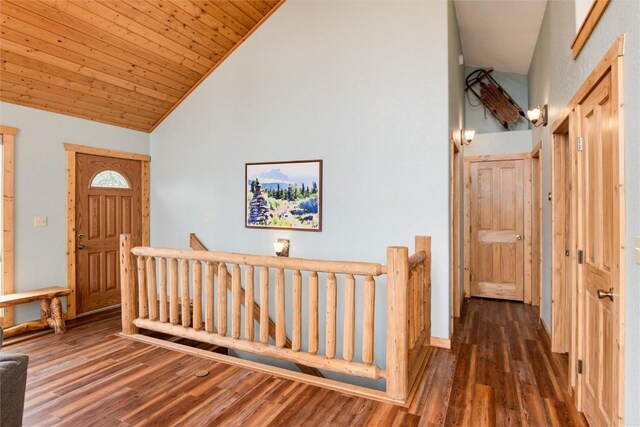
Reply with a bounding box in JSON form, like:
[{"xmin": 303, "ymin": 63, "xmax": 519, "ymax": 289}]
[{"xmin": 245, "ymin": 160, "xmax": 323, "ymax": 232}]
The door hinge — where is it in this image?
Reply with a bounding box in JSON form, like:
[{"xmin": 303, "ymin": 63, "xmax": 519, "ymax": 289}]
[
  {"xmin": 578, "ymin": 250, "xmax": 584, "ymax": 264},
  {"xmin": 565, "ymin": 250, "xmax": 570, "ymax": 257},
  {"xmin": 578, "ymin": 359, "xmax": 583, "ymax": 374},
  {"xmin": 577, "ymin": 136, "xmax": 584, "ymax": 151}
]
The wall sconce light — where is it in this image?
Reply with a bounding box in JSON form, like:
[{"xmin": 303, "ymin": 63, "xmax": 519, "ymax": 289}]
[
  {"xmin": 463, "ymin": 129, "xmax": 475, "ymax": 145},
  {"xmin": 527, "ymin": 104, "xmax": 548, "ymax": 127},
  {"xmin": 273, "ymin": 239, "xmax": 290, "ymax": 257}
]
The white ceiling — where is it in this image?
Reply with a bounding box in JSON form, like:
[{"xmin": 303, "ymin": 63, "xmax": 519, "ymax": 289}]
[{"xmin": 454, "ymin": 0, "xmax": 548, "ymax": 75}]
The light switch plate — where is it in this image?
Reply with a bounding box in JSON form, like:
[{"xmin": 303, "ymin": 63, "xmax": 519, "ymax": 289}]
[
  {"xmin": 34, "ymin": 216, "xmax": 48, "ymax": 227},
  {"xmin": 635, "ymin": 236, "xmax": 640, "ymax": 265}
]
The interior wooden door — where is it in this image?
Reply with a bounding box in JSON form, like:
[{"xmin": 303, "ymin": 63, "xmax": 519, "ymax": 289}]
[
  {"xmin": 470, "ymin": 159, "xmax": 524, "ymax": 301},
  {"xmin": 76, "ymin": 154, "xmax": 142, "ymax": 314},
  {"xmin": 579, "ymin": 70, "xmax": 620, "ymax": 427}
]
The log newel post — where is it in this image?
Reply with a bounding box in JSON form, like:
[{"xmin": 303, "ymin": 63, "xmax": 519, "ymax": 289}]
[
  {"xmin": 386, "ymin": 246, "xmax": 409, "ymax": 400},
  {"xmin": 120, "ymin": 234, "xmax": 137, "ymax": 335},
  {"xmin": 415, "ymin": 236, "xmax": 432, "ymax": 341}
]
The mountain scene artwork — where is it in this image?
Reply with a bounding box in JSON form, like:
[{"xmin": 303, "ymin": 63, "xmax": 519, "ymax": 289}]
[{"xmin": 245, "ymin": 160, "xmax": 322, "ymax": 231}]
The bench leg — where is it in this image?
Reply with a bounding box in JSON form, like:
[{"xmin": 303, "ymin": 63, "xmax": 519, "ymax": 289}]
[
  {"xmin": 45, "ymin": 297, "xmax": 66, "ymax": 334},
  {"xmin": 40, "ymin": 299, "xmax": 51, "ymax": 321}
]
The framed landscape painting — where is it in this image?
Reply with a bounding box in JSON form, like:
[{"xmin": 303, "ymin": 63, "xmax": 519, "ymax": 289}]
[{"xmin": 245, "ymin": 160, "xmax": 322, "ymax": 231}]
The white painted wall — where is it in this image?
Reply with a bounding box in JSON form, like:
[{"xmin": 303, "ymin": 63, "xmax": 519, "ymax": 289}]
[
  {"xmin": 463, "ymin": 130, "xmax": 533, "ymax": 157},
  {"xmin": 574, "ymin": 0, "xmax": 592, "ymax": 32},
  {"xmin": 0, "ymin": 102, "xmax": 150, "ymax": 323},
  {"xmin": 150, "ymin": 0, "xmax": 452, "ymax": 379},
  {"xmin": 528, "ymin": 0, "xmax": 640, "ymax": 423}
]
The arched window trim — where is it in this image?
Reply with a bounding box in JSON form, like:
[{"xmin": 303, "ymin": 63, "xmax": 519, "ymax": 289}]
[{"xmin": 90, "ymin": 170, "xmax": 131, "ymax": 189}]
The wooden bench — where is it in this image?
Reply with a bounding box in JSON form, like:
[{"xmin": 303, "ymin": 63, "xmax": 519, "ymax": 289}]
[{"xmin": 0, "ymin": 287, "xmax": 72, "ymax": 338}]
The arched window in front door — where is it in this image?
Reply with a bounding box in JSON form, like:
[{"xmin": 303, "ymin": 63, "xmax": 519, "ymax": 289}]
[{"xmin": 90, "ymin": 170, "xmax": 131, "ymax": 189}]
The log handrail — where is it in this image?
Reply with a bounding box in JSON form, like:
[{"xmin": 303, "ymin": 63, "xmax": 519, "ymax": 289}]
[
  {"xmin": 408, "ymin": 251, "xmax": 426, "ymax": 271},
  {"xmin": 189, "ymin": 234, "xmax": 323, "ymax": 377},
  {"xmin": 131, "ymin": 247, "xmax": 388, "ymax": 277}
]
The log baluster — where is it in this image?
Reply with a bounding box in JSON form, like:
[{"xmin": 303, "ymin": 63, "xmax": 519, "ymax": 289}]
[
  {"xmin": 180, "ymin": 259, "xmax": 190, "ymax": 328},
  {"xmin": 408, "ymin": 271, "xmax": 415, "ymax": 347},
  {"xmin": 275, "ymin": 268, "xmax": 286, "ymax": 348},
  {"xmin": 308, "ymin": 272, "xmax": 319, "ymax": 355},
  {"xmin": 416, "ymin": 236, "xmax": 432, "ymax": 340},
  {"xmin": 419, "ymin": 264, "xmax": 424, "ymax": 333},
  {"xmin": 326, "ymin": 273, "xmax": 337, "ymax": 359},
  {"xmin": 245, "ymin": 266, "xmax": 255, "ymax": 341},
  {"xmin": 137, "ymin": 256, "xmax": 148, "ymax": 319},
  {"xmin": 205, "ymin": 262, "xmax": 215, "ymax": 333},
  {"xmin": 343, "ymin": 274, "xmax": 355, "ymax": 362},
  {"xmin": 259, "ymin": 267, "xmax": 269, "ymax": 344},
  {"xmin": 193, "ymin": 261, "xmax": 202, "ymax": 331},
  {"xmin": 146, "ymin": 257, "xmax": 158, "ymax": 321},
  {"xmin": 362, "ymin": 275, "xmax": 375, "ymax": 365},
  {"xmin": 232, "ymin": 264, "xmax": 241, "ymax": 339},
  {"xmin": 292, "ymin": 270, "xmax": 302, "ymax": 351},
  {"xmin": 159, "ymin": 258, "xmax": 168, "ymax": 322},
  {"xmin": 169, "ymin": 259, "xmax": 179, "ymax": 325},
  {"xmin": 218, "ymin": 263, "xmax": 227, "ymax": 336}
]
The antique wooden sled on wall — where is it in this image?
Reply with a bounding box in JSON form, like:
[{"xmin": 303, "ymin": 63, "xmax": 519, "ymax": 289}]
[{"xmin": 465, "ymin": 68, "xmax": 527, "ymax": 130}]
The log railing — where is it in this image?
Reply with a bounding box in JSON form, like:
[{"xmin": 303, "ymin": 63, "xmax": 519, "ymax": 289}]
[
  {"xmin": 120, "ymin": 234, "xmax": 431, "ymax": 402},
  {"xmin": 189, "ymin": 233, "xmax": 323, "ymax": 377}
]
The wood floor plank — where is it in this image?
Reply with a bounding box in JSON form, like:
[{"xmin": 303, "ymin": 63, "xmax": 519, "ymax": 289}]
[{"xmin": 5, "ymin": 298, "xmax": 587, "ymax": 426}]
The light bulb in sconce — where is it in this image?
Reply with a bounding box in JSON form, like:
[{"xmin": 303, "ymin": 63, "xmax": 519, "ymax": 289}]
[
  {"xmin": 527, "ymin": 107, "xmax": 541, "ymax": 123},
  {"xmin": 527, "ymin": 104, "xmax": 548, "ymax": 127},
  {"xmin": 463, "ymin": 129, "xmax": 475, "ymax": 145},
  {"xmin": 273, "ymin": 239, "xmax": 290, "ymax": 257}
]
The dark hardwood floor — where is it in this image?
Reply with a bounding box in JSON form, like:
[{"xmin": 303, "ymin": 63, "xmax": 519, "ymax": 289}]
[{"xmin": 3, "ymin": 299, "xmax": 587, "ymax": 426}]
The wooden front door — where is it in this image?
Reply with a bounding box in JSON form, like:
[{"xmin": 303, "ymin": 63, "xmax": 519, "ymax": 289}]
[
  {"xmin": 470, "ymin": 159, "xmax": 525, "ymax": 301},
  {"xmin": 579, "ymin": 70, "xmax": 620, "ymax": 426},
  {"xmin": 76, "ymin": 154, "xmax": 142, "ymax": 314}
]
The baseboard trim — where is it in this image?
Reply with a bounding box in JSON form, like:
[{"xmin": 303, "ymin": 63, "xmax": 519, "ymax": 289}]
[
  {"xmin": 540, "ymin": 318, "xmax": 551, "ymax": 340},
  {"xmin": 430, "ymin": 336, "xmax": 452, "ymax": 349}
]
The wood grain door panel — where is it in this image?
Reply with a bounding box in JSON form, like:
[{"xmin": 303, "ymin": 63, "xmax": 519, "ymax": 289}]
[
  {"xmin": 579, "ymin": 70, "xmax": 619, "ymax": 427},
  {"xmin": 76, "ymin": 154, "xmax": 141, "ymax": 314},
  {"xmin": 470, "ymin": 160, "xmax": 524, "ymax": 301}
]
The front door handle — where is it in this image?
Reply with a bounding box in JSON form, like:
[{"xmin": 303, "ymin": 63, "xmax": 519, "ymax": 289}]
[
  {"xmin": 597, "ymin": 288, "xmax": 614, "ymax": 301},
  {"xmin": 77, "ymin": 243, "xmax": 85, "ymax": 250},
  {"xmin": 516, "ymin": 234, "xmax": 523, "ymax": 241}
]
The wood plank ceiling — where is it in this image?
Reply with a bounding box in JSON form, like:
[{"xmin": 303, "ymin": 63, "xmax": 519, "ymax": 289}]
[{"xmin": 0, "ymin": 0, "xmax": 282, "ymax": 132}]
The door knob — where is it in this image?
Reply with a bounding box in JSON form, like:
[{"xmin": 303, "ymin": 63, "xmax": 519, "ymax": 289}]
[
  {"xmin": 77, "ymin": 243, "xmax": 85, "ymax": 250},
  {"xmin": 516, "ymin": 235, "xmax": 523, "ymax": 241},
  {"xmin": 597, "ymin": 288, "xmax": 614, "ymax": 301}
]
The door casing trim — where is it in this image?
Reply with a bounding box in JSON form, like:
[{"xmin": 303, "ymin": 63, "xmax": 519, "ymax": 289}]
[
  {"xmin": 550, "ymin": 35, "xmax": 625, "ymax": 424},
  {"xmin": 65, "ymin": 143, "xmax": 150, "ymax": 320},
  {"xmin": 450, "ymin": 131, "xmax": 462, "ymax": 326},
  {"xmin": 0, "ymin": 126, "xmax": 16, "ymax": 328}
]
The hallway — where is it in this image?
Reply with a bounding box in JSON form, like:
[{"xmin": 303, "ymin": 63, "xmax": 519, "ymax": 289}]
[
  {"xmin": 446, "ymin": 299, "xmax": 587, "ymax": 426},
  {"xmin": 5, "ymin": 299, "xmax": 587, "ymax": 426}
]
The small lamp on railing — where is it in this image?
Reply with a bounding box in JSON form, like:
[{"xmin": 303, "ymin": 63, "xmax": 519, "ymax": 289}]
[{"xmin": 274, "ymin": 239, "xmax": 290, "ymax": 257}]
